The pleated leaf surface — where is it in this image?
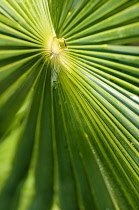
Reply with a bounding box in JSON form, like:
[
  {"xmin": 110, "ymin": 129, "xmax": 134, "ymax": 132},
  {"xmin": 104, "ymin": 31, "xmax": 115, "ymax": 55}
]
[{"xmin": 0, "ymin": 0, "xmax": 139, "ymax": 210}]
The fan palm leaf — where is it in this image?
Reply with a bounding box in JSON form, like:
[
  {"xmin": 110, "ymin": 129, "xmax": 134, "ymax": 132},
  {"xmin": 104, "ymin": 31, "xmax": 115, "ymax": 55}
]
[{"xmin": 0, "ymin": 0, "xmax": 139, "ymax": 209}]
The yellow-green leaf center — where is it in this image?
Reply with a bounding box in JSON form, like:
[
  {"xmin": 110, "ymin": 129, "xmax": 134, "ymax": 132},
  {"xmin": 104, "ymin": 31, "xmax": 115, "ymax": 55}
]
[{"xmin": 51, "ymin": 37, "xmax": 67, "ymax": 55}]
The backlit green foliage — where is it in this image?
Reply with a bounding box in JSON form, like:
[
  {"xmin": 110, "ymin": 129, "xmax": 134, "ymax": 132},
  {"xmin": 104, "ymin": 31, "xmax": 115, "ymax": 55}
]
[{"xmin": 0, "ymin": 0, "xmax": 139, "ymax": 209}]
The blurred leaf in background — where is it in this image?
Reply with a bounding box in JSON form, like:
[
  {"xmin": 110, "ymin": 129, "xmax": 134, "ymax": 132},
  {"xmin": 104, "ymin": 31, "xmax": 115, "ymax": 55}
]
[{"xmin": 0, "ymin": 0, "xmax": 139, "ymax": 210}]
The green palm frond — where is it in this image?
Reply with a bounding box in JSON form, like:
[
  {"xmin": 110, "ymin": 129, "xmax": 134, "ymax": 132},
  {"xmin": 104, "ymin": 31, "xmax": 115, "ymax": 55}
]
[{"xmin": 0, "ymin": 0, "xmax": 139, "ymax": 209}]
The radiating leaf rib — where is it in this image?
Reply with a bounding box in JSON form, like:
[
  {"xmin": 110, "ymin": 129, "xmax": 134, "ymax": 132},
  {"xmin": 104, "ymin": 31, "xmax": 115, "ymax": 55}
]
[
  {"xmin": 0, "ymin": 0, "xmax": 45, "ymax": 38},
  {"xmin": 0, "ymin": 66, "xmax": 45, "ymax": 210},
  {"xmin": 67, "ymin": 22, "xmax": 139, "ymax": 44},
  {"xmin": 66, "ymin": 55, "xmax": 139, "ymax": 113},
  {"xmin": 70, "ymin": 49, "xmax": 139, "ymax": 65},
  {"xmin": 56, "ymin": 83, "xmax": 110, "ymax": 210},
  {"xmin": 0, "ymin": 0, "xmax": 139, "ymax": 209},
  {"xmin": 59, "ymin": 73, "xmax": 139, "ymax": 208},
  {"xmin": 68, "ymin": 53, "xmax": 139, "ymax": 97},
  {"xmin": 59, "ymin": 73, "xmax": 137, "ymax": 201},
  {"xmin": 63, "ymin": 54, "xmax": 139, "ymax": 115},
  {"xmin": 69, "ymin": 44, "xmax": 139, "ymax": 55},
  {"xmin": 62, "ymin": 0, "xmax": 129, "ymax": 37},
  {"xmin": 29, "ymin": 62, "xmax": 54, "ymax": 210},
  {"xmin": 63, "ymin": 2, "xmax": 139, "ymax": 38},
  {"xmin": 0, "ymin": 54, "xmax": 43, "ymax": 82},
  {"xmin": 0, "ymin": 54, "xmax": 42, "ymax": 69},
  {"xmin": 0, "ymin": 59, "xmax": 44, "ymax": 139},
  {"xmin": 0, "ymin": 14, "xmax": 44, "ymax": 43},
  {"xmin": 0, "ymin": 1, "xmax": 36, "ymax": 34},
  {"xmin": 69, "ymin": 51, "xmax": 139, "ymax": 75},
  {"xmin": 61, "ymin": 57, "xmax": 139, "ymax": 144},
  {"xmin": 0, "ymin": 0, "xmax": 54, "ymax": 46},
  {"xmin": 53, "ymin": 89, "xmax": 80, "ymax": 210},
  {"xmin": 0, "ymin": 49, "xmax": 42, "ymax": 60},
  {"xmin": 59, "ymin": 64, "xmax": 138, "ymax": 156},
  {"xmin": 57, "ymin": 0, "xmax": 74, "ymax": 35},
  {"xmin": 59, "ymin": 0, "xmax": 106, "ymax": 35},
  {"xmin": 0, "ymin": 23, "xmax": 44, "ymax": 44},
  {"xmin": 57, "ymin": 82, "xmax": 116, "ymax": 210},
  {"xmin": 53, "ymin": 0, "xmax": 86, "ymax": 35},
  {"xmin": 0, "ymin": 34, "xmax": 42, "ymax": 48}
]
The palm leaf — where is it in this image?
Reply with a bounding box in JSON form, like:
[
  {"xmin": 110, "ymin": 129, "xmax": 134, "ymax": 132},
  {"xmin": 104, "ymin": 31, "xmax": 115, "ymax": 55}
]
[{"xmin": 0, "ymin": 0, "xmax": 139, "ymax": 209}]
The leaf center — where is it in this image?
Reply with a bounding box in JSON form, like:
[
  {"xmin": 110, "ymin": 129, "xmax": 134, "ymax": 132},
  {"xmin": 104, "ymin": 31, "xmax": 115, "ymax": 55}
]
[{"xmin": 50, "ymin": 37, "xmax": 67, "ymax": 56}]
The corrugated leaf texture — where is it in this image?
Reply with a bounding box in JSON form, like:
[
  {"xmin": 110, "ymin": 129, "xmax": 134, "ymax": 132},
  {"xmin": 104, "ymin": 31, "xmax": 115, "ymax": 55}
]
[{"xmin": 0, "ymin": 0, "xmax": 139, "ymax": 209}]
